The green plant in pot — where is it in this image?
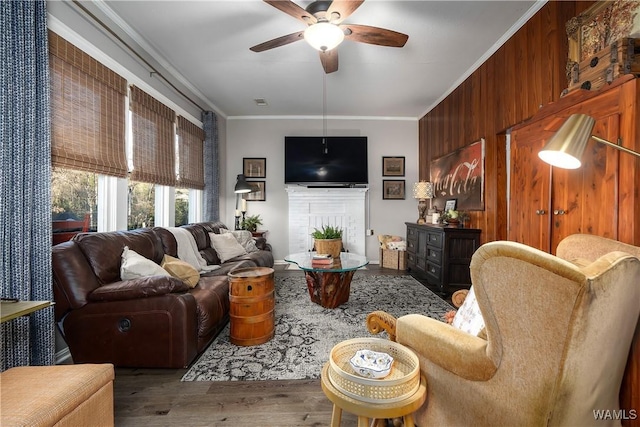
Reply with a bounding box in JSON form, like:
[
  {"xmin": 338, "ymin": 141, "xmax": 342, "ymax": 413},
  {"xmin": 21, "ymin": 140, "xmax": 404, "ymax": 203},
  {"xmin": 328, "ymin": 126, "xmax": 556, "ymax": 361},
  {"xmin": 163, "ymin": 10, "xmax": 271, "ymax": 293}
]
[
  {"xmin": 241, "ymin": 214, "xmax": 263, "ymax": 232},
  {"xmin": 311, "ymin": 225, "xmax": 343, "ymax": 258}
]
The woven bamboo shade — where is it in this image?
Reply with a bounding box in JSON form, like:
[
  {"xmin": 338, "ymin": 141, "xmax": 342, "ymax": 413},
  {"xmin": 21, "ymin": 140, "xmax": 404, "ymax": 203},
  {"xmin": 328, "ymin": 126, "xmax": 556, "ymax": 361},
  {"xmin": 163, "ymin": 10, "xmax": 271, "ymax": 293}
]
[
  {"xmin": 129, "ymin": 86, "xmax": 176, "ymax": 186},
  {"xmin": 176, "ymin": 116, "xmax": 205, "ymax": 189},
  {"xmin": 49, "ymin": 31, "xmax": 128, "ymax": 177}
]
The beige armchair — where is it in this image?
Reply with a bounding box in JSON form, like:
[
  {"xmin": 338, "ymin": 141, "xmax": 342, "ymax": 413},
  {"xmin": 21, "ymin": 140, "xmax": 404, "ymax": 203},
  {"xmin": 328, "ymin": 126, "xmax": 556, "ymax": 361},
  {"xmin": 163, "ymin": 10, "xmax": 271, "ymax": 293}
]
[{"xmin": 368, "ymin": 236, "xmax": 640, "ymax": 427}]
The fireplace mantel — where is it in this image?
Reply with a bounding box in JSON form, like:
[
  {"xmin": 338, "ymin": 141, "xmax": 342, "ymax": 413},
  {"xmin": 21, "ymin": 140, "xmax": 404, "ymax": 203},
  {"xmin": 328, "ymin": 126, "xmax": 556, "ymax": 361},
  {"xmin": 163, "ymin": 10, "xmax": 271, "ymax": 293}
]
[{"xmin": 286, "ymin": 186, "xmax": 368, "ymax": 256}]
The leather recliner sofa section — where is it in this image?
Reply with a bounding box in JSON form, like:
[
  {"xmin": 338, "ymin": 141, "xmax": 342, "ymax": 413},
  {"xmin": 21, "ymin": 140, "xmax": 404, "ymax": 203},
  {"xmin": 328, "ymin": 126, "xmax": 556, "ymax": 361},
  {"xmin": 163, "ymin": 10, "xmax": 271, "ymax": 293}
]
[{"xmin": 52, "ymin": 221, "xmax": 274, "ymax": 368}]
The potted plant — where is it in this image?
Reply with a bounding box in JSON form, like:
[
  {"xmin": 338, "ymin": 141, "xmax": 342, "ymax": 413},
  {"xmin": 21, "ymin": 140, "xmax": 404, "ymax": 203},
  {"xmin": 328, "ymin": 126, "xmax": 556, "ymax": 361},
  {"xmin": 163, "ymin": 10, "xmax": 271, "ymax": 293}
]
[
  {"xmin": 241, "ymin": 214, "xmax": 263, "ymax": 232},
  {"xmin": 311, "ymin": 225, "xmax": 343, "ymax": 258}
]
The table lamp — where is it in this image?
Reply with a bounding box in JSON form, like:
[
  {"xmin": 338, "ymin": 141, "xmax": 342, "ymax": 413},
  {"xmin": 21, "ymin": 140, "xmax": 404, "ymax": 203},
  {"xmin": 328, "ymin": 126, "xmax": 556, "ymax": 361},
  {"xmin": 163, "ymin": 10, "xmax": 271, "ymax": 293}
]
[{"xmin": 413, "ymin": 181, "xmax": 433, "ymax": 224}]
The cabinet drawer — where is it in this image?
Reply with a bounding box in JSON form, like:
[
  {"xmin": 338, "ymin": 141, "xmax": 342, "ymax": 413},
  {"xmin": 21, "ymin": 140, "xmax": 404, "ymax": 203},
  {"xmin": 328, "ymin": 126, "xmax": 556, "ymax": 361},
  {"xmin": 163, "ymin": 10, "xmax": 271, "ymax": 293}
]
[
  {"xmin": 427, "ymin": 247, "xmax": 442, "ymax": 264},
  {"xmin": 406, "ymin": 238, "xmax": 417, "ymax": 254},
  {"xmin": 407, "ymin": 226, "xmax": 419, "ymax": 240},
  {"xmin": 426, "ymin": 261, "xmax": 441, "ymax": 281},
  {"xmin": 426, "ymin": 232, "xmax": 443, "ymax": 248}
]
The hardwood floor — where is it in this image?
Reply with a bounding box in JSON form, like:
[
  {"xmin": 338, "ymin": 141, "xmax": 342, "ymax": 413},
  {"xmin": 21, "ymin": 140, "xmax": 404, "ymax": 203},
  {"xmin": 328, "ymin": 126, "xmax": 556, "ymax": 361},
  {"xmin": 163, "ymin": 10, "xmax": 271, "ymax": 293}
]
[{"xmin": 113, "ymin": 266, "xmax": 440, "ymax": 426}]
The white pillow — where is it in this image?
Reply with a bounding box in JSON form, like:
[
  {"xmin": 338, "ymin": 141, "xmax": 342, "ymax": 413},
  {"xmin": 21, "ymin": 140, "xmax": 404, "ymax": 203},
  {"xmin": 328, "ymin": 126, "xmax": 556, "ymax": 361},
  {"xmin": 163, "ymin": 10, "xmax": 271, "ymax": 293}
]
[
  {"xmin": 120, "ymin": 246, "xmax": 170, "ymax": 280},
  {"xmin": 209, "ymin": 232, "xmax": 248, "ymax": 263},
  {"xmin": 220, "ymin": 228, "xmax": 259, "ymax": 253},
  {"xmin": 451, "ymin": 286, "xmax": 485, "ymax": 336}
]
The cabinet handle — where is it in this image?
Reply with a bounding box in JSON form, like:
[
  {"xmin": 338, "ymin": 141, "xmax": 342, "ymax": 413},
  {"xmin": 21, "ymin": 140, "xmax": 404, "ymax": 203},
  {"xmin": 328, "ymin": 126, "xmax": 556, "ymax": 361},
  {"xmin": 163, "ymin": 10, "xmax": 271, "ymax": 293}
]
[
  {"xmin": 535, "ymin": 209, "xmax": 547, "ymax": 215},
  {"xmin": 553, "ymin": 209, "xmax": 566, "ymax": 215}
]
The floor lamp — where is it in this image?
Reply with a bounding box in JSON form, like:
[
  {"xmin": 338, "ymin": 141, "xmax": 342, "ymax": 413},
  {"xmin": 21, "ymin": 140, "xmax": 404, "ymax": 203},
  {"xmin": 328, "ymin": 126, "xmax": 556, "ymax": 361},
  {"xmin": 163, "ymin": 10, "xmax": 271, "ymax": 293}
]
[{"xmin": 539, "ymin": 113, "xmax": 640, "ymax": 169}]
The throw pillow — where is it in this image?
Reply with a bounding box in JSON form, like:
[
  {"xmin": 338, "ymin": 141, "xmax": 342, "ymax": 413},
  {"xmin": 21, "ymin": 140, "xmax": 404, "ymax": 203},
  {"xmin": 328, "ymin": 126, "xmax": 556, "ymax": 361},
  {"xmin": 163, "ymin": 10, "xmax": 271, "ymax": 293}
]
[
  {"xmin": 451, "ymin": 286, "xmax": 486, "ymax": 336},
  {"xmin": 220, "ymin": 228, "xmax": 260, "ymax": 253},
  {"xmin": 120, "ymin": 246, "xmax": 170, "ymax": 280},
  {"xmin": 209, "ymin": 232, "xmax": 248, "ymax": 263},
  {"xmin": 161, "ymin": 254, "xmax": 200, "ymax": 288}
]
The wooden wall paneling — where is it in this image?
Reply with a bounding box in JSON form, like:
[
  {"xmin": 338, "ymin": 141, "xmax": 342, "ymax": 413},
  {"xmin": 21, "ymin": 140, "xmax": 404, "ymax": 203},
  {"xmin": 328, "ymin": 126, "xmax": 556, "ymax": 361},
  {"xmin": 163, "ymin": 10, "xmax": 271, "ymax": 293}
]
[
  {"xmin": 418, "ymin": 2, "xmax": 584, "ymax": 244},
  {"xmin": 495, "ymin": 133, "xmax": 509, "ymax": 240},
  {"xmin": 527, "ymin": 7, "xmax": 544, "ymax": 114},
  {"xmin": 617, "ymin": 79, "xmax": 640, "ymax": 244}
]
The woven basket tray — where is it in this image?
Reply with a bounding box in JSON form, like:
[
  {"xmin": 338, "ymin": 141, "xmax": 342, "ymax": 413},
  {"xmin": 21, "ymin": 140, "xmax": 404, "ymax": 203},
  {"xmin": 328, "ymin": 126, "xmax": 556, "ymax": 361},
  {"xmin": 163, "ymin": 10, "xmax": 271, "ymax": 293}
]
[{"xmin": 328, "ymin": 337, "xmax": 420, "ymax": 403}]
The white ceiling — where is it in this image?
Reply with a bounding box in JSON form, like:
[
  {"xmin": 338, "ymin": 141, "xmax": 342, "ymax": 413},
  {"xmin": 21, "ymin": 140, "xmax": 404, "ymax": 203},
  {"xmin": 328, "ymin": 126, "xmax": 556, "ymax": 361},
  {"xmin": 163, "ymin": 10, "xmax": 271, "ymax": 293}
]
[{"xmin": 98, "ymin": 0, "xmax": 544, "ymax": 119}]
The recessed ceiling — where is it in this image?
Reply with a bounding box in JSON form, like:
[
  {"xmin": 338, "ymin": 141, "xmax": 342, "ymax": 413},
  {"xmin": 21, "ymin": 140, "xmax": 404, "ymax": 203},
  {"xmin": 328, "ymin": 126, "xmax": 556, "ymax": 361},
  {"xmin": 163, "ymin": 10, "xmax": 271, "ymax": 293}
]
[{"xmin": 98, "ymin": 0, "xmax": 544, "ymax": 119}]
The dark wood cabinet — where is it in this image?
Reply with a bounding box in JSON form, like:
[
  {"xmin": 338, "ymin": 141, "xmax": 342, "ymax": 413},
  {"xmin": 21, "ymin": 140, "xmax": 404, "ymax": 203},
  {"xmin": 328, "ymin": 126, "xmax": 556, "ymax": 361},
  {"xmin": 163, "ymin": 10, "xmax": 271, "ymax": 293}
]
[{"xmin": 406, "ymin": 223, "xmax": 481, "ymax": 294}]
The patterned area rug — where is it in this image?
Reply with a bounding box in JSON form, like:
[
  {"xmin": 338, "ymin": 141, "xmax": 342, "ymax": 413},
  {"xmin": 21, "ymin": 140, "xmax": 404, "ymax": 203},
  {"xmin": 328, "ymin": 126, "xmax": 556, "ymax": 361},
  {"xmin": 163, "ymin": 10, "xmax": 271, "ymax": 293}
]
[{"xmin": 182, "ymin": 274, "xmax": 452, "ymax": 381}]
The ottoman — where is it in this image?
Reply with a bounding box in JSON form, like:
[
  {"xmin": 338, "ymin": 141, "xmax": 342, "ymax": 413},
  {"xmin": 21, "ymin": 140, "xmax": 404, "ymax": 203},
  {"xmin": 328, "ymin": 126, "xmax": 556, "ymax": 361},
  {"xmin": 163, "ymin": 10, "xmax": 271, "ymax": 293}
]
[{"xmin": 0, "ymin": 363, "xmax": 114, "ymax": 426}]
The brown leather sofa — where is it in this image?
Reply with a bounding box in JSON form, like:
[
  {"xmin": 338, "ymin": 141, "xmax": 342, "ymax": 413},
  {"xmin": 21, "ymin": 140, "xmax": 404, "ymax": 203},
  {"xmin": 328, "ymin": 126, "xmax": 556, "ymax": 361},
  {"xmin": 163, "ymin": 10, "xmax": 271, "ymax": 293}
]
[{"xmin": 52, "ymin": 221, "xmax": 274, "ymax": 368}]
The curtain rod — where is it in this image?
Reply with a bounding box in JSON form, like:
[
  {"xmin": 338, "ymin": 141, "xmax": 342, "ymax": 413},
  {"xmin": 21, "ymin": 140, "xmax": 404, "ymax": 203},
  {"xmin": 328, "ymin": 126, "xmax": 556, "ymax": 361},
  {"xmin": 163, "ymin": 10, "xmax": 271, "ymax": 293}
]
[{"xmin": 71, "ymin": 0, "xmax": 206, "ymax": 113}]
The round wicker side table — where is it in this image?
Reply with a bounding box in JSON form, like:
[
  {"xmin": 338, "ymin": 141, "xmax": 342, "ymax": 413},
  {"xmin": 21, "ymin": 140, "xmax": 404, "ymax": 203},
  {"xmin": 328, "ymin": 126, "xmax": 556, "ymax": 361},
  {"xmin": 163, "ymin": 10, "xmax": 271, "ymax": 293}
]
[{"xmin": 320, "ymin": 363, "xmax": 427, "ymax": 427}]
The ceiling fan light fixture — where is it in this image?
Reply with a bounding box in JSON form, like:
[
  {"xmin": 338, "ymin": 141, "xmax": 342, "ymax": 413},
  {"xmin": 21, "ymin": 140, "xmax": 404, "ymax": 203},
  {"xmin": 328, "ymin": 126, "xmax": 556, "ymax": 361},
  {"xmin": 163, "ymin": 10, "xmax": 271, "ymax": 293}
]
[{"xmin": 304, "ymin": 22, "xmax": 344, "ymax": 51}]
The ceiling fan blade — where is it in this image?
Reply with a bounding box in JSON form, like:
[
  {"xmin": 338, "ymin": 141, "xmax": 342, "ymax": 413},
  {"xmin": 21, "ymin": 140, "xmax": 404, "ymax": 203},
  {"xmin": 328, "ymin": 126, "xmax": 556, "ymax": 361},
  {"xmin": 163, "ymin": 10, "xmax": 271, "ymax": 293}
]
[
  {"xmin": 263, "ymin": 0, "xmax": 316, "ymax": 25},
  {"xmin": 250, "ymin": 31, "xmax": 304, "ymax": 52},
  {"xmin": 342, "ymin": 24, "xmax": 408, "ymax": 47},
  {"xmin": 320, "ymin": 49, "xmax": 338, "ymax": 74},
  {"xmin": 327, "ymin": 0, "xmax": 364, "ymax": 24}
]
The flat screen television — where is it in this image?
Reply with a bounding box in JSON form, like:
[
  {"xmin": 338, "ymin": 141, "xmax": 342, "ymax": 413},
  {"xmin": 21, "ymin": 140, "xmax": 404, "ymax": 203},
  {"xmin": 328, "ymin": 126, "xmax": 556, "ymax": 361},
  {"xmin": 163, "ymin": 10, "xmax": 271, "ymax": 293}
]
[{"xmin": 284, "ymin": 136, "xmax": 368, "ymax": 185}]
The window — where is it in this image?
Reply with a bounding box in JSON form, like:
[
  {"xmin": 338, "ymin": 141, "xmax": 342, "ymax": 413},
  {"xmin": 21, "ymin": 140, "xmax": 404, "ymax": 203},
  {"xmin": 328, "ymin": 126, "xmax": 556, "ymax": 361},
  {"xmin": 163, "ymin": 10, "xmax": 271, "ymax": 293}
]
[
  {"xmin": 52, "ymin": 168, "xmax": 97, "ymax": 230},
  {"xmin": 128, "ymin": 180, "xmax": 155, "ymax": 230},
  {"xmin": 175, "ymin": 188, "xmax": 189, "ymax": 226}
]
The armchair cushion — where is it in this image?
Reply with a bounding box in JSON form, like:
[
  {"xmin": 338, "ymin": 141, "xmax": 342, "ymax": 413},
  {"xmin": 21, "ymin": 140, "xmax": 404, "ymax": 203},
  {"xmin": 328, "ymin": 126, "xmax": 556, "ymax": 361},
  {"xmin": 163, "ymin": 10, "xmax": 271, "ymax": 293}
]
[
  {"xmin": 88, "ymin": 276, "xmax": 189, "ymax": 301},
  {"xmin": 451, "ymin": 286, "xmax": 485, "ymax": 336}
]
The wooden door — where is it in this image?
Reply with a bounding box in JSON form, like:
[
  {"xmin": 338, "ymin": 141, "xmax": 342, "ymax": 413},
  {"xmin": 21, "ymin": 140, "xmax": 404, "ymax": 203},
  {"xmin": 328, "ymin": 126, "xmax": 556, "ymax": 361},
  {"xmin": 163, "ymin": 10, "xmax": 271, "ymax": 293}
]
[
  {"xmin": 509, "ymin": 119, "xmax": 553, "ymax": 252},
  {"xmin": 550, "ymin": 115, "xmax": 620, "ymax": 252}
]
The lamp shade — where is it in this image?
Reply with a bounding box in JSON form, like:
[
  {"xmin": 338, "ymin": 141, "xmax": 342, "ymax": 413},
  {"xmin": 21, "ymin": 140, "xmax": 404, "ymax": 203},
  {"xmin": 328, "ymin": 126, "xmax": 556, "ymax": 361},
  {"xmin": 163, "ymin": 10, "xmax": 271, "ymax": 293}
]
[
  {"xmin": 538, "ymin": 114, "xmax": 595, "ymax": 169},
  {"xmin": 413, "ymin": 181, "xmax": 433, "ymax": 199},
  {"xmin": 234, "ymin": 174, "xmax": 252, "ymax": 193},
  {"xmin": 304, "ymin": 22, "xmax": 344, "ymax": 52}
]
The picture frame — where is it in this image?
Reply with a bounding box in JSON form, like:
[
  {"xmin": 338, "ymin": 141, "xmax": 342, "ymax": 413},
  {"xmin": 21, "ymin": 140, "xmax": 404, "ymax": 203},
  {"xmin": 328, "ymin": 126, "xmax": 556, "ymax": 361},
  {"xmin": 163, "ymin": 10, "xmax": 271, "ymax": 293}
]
[
  {"xmin": 243, "ymin": 157, "xmax": 266, "ymax": 178},
  {"xmin": 430, "ymin": 138, "xmax": 485, "ymax": 211},
  {"xmin": 382, "ymin": 156, "xmax": 405, "ymax": 177},
  {"xmin": 245, "ymin": 181, "xmax": 265, "ymax": 201},
  {"xmin": 382, "ymin": 180, "xmax": 405, "ymax": 200},
  {"xmin": 444, "ymin": 199, "xmax": 457, "ymax": 211}
]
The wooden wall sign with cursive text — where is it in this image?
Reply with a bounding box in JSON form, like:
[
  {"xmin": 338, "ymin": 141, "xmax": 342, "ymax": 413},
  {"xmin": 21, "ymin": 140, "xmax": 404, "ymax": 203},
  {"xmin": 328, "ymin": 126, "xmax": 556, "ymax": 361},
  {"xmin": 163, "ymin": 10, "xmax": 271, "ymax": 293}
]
[{"xmin": 430, "ymin": 138, "xmax": 485, "ymax": 211}]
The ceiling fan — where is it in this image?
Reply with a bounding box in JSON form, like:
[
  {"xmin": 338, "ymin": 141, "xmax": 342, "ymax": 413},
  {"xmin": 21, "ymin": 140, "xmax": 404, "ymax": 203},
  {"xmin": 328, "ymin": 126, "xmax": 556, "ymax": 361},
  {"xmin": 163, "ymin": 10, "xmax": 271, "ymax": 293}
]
[{"xmin": 250, "ymin": 0, "xmax": 409, "ymax": 74}]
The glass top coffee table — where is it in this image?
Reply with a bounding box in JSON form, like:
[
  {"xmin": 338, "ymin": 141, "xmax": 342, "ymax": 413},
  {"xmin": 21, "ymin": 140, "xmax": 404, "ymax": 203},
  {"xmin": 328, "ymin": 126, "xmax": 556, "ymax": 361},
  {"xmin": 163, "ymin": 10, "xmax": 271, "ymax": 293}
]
[{"xmin": 284, "ymin": 252, "xmax": 369, "ymax": 309}]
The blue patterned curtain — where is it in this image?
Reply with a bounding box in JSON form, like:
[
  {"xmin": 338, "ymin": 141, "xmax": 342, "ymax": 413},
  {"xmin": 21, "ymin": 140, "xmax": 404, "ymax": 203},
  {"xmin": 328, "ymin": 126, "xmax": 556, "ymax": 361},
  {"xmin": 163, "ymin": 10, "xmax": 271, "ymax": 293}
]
[
  {"xmin": 202, "ymin": 111, "xmax": 220, "ymax": 221},
  {"xmin": 0, "ymin": 0, "xmax": 54, "ymax": 370}
]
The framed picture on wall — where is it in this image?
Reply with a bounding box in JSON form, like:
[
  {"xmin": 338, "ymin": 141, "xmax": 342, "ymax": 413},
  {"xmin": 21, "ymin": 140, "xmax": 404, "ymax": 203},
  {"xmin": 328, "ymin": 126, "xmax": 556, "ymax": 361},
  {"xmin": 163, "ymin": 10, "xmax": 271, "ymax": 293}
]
[
  {"xmin": 243, "ymin": 158, "xmax": 266, "ymax": 178},
  {"xmin": 382, "ymin": 157, "xmax": 405, "ymax": 176},
  {"xmin": 382, "ymin": 180, "xmax": 405, "ymax": 200},
  {"xmin": 444, "ymin": 199, "xmax": 457, "ymax": 211},
  {"xmin": 245, "ymin": 181, "xmax": 265, "ymax": 201}
]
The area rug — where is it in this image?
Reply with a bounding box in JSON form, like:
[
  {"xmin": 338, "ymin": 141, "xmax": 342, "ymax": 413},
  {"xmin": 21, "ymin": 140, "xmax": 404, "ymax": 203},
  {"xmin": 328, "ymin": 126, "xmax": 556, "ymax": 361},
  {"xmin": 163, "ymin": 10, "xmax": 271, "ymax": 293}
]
[{"xmin": 181, "ymin": 274, "xmax": 452, "ymax": 382}]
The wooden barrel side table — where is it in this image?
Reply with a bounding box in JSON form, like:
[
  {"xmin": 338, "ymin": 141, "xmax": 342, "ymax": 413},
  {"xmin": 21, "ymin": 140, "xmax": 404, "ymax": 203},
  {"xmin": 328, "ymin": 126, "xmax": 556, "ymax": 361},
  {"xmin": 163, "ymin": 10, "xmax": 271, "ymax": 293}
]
[
  {"xmin": 228, "ymin": 267, "xmax": 275, "ymax": 346},
  {"xmin": 320, "ymin": 363, "xmax": 427, "ymax": 427}
]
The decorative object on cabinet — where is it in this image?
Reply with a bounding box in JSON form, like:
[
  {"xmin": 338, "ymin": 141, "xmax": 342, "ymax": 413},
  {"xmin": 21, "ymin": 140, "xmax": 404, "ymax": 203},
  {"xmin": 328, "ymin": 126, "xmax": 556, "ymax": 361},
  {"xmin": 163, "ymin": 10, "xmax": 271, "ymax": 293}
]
[
  {"xmin": 566, "ymin": 0, "xmax": 640, "ymax": 65},
  {"xmin": 382, "ymin": 180, "xmax": 405, "ymax": 200},
  {"xmin": 444, "ymin": 199, "xmax": 457, "ymax": 211},
  {"xmin": 430, "ymin": 138, "xmax": 484, "ymax": 211},
  {"xmin": 539, "ymin": 113, "xmax": 640, "ymax": 169},
  {"xmin": 405, "ymin": 222, "xmax": 481, "ymax": 295},
  {"xmin": 243, "ymin": 157, "xmax": 266, "ymax": 178},
  {"xmin": 565, "ymin": 37, "xmax": 640, "ymax": 95},
  {"xmin": 382, "ymin": 156, "xmax": 405, "ymax": 176},
  {"xmin": 246, "ymin": 181, "xmax": 265, "ymax": 201},
  {"xmin": 412, "ymin": 181, "xmax": 433, "ymax": 224}
]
